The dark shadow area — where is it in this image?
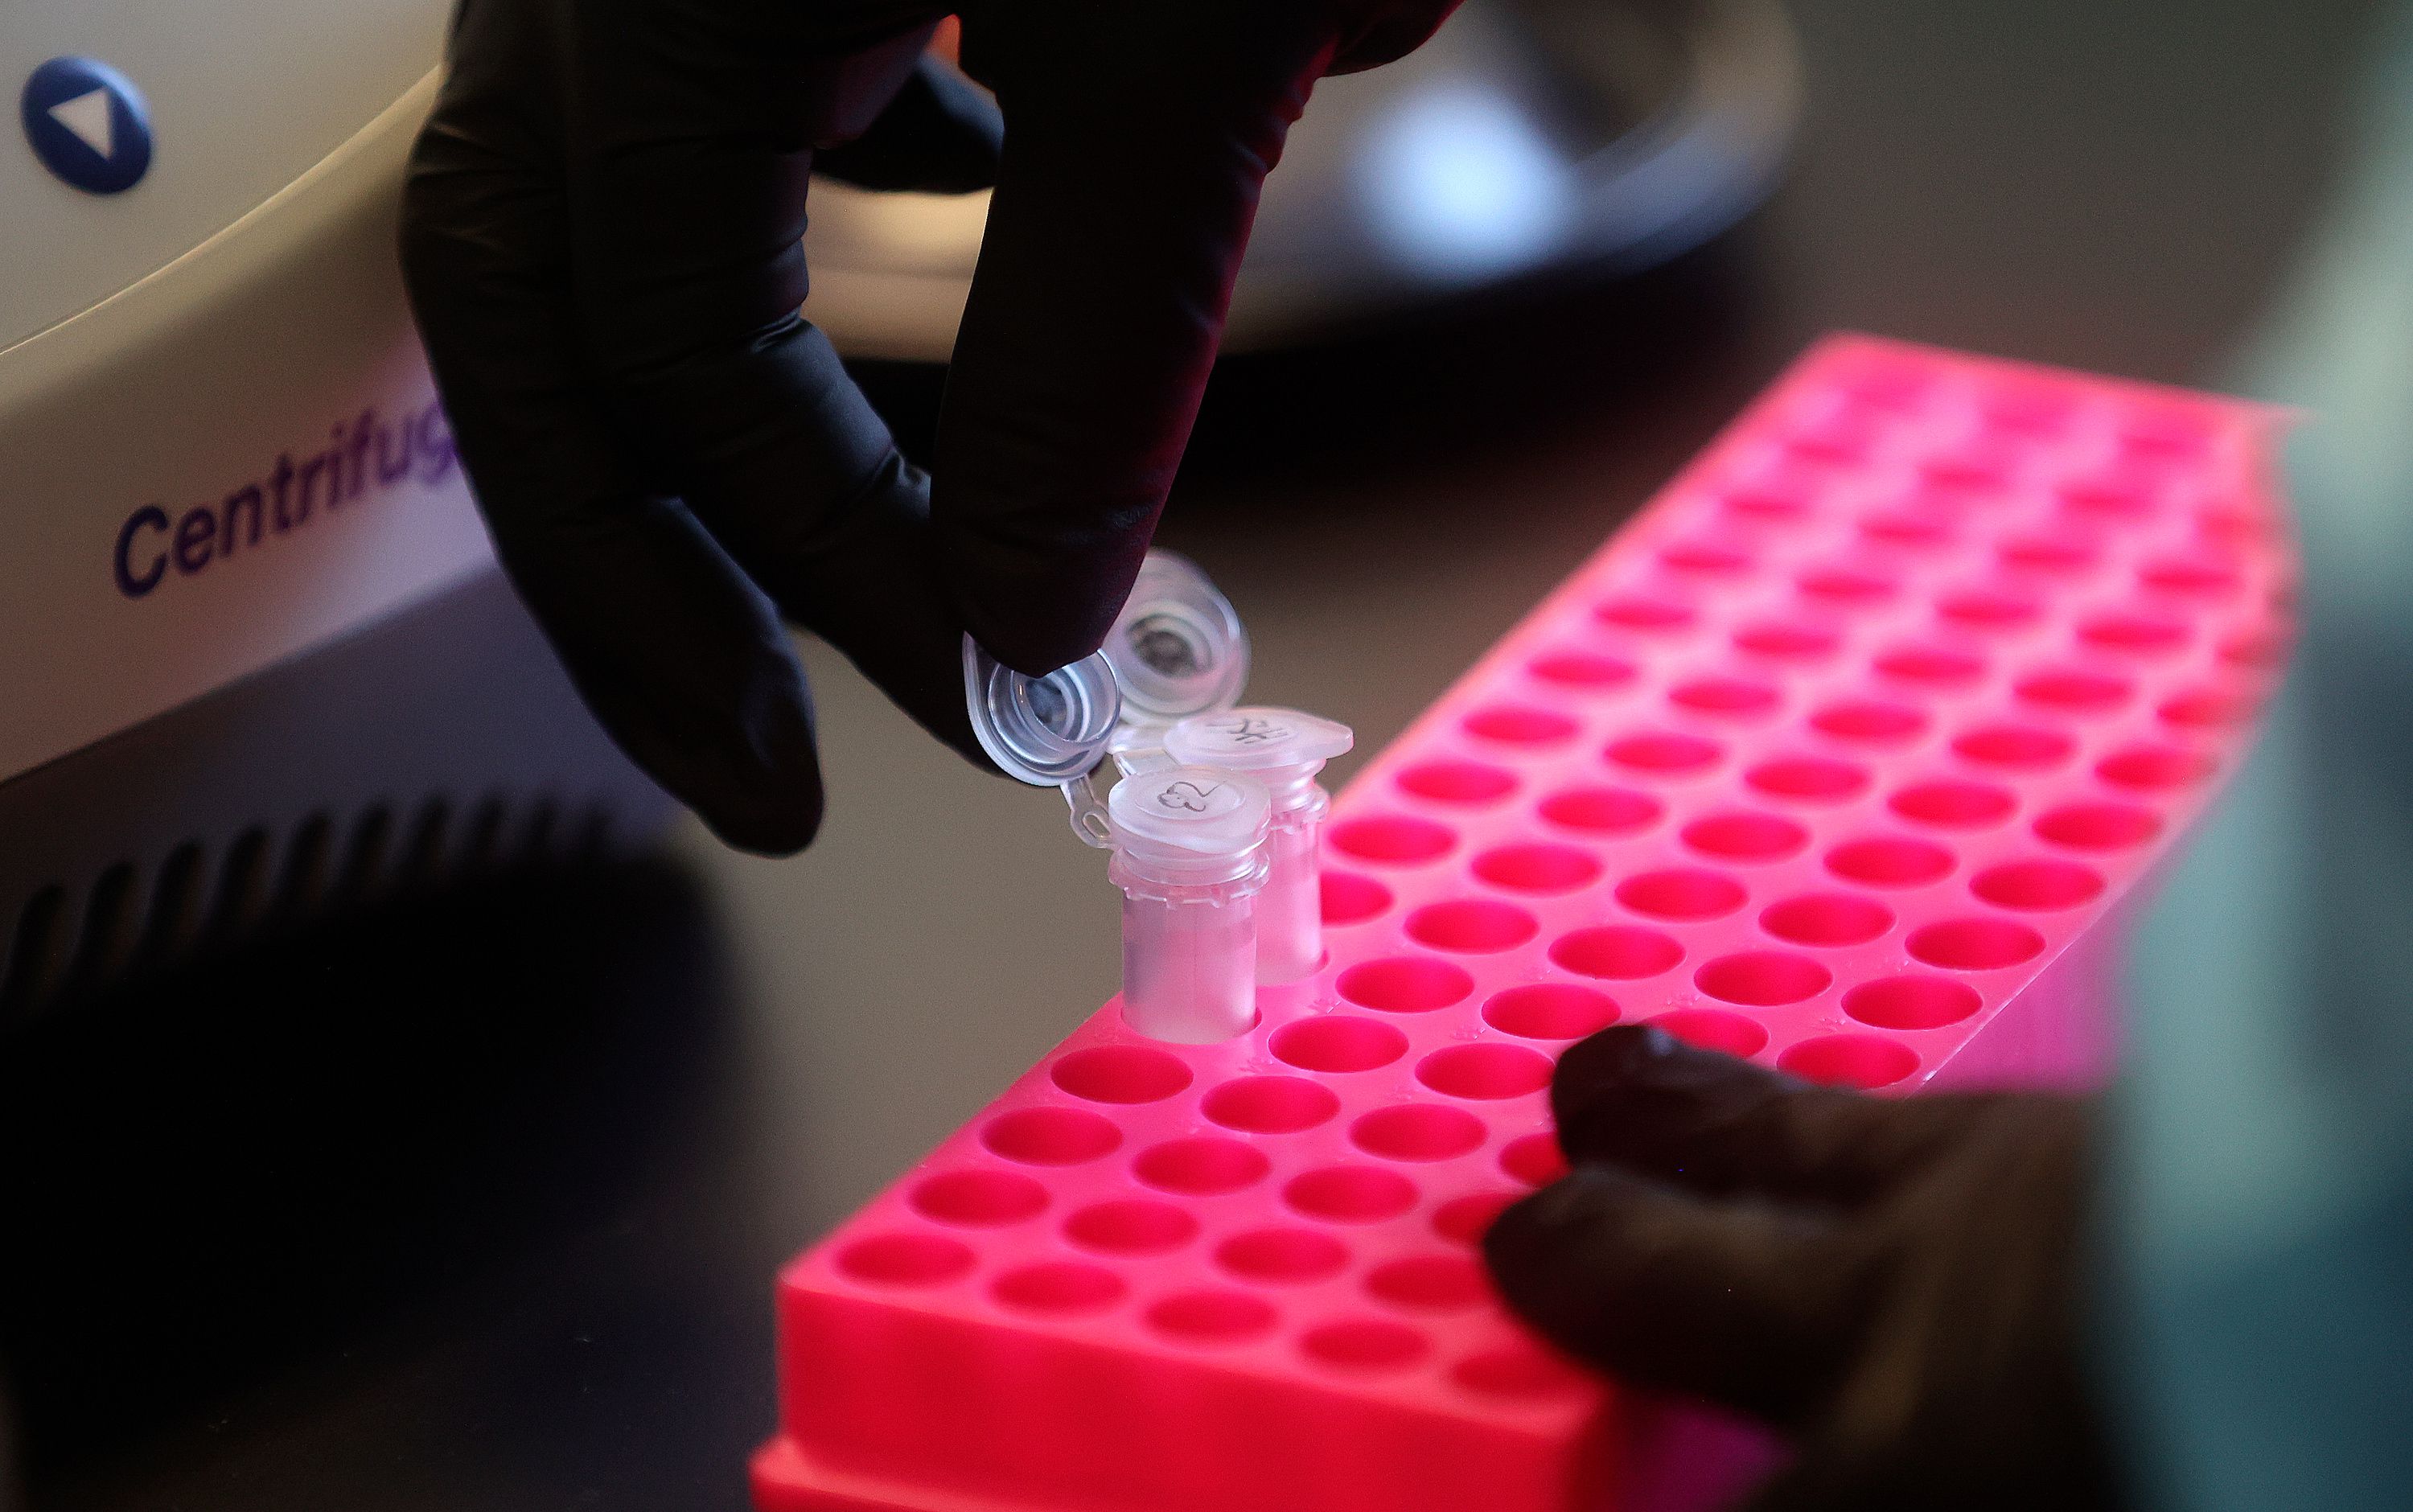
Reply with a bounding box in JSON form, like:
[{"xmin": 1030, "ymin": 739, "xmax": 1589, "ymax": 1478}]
[
  {"xmin": 0, "ymin": 857, "xmax": 744, "ymax": 1503},
  {"xmin": 1186, "ymin": 237, "xmax": 1765, "ymax": 485},
  {"xmin": 848, "ymin": 224, "xmax": 1766, "ymax": 488}
]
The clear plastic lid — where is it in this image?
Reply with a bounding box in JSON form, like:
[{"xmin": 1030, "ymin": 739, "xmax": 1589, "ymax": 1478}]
[
  {"xmin": 1104, "ymin": 552, "xmax": 1251, "ymax": 729},
  {"xmin": 1165, "ymin": 707, "xmax": 1354, "ymax": 778},
  {"xmin": 1108, "ymin": 764, "xmax": 1272, "ymax": 875},
  {"xmin": 962, "ymin": 635, "xmax": 1123, "ymax": 787}
]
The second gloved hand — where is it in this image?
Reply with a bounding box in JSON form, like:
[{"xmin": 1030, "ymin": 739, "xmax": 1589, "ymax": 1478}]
[{"xmin": 1484, "ymin": 1025, "xmax": 2122, "ymax": 1512}]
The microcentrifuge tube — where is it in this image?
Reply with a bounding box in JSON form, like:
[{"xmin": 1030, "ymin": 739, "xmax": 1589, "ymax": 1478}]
[
  {"xmin": 1104, "ymin": 765, "xmax": 1272, "ymax": 1044},
  {"xmin": 1165, "ymin": 708, "xmax": 1353, "ymax": 984}
]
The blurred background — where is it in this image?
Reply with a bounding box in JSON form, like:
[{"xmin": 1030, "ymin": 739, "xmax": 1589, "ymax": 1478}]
[{"xmin": 2, "ymin": 1, "xmax": 2402, "ymax": 1506}]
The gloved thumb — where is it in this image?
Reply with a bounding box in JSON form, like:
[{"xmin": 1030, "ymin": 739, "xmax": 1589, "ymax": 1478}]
[
  {"xmin": 1549, "ymin": 1025, "xmax": 1998, "ymax": 1207},
  {"xmin": 495, "ymin": 494, "xmax": 828, "ymax": 857},
  {"xmin": 813, "ymin": 51, "xmax": 1003, "ymax": 195},
  {"xmin": 1484, "ymin": 1163, "xmax": 1865, "ymax": 1428}
]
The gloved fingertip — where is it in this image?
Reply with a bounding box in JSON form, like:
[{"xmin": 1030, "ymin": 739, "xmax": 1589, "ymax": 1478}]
[
  {"xmin": 1482, "ymin": 1168, "xmax": 1625, "ymax": 1289},
  {"xmin": 695, "ymin": 785, "xmax": 827, "ymax": 858},
  {"xmin": 1481, "ymin": 1167, "xmax": 1674, "ymax": 1369},
  {"xmin": 1554, "ymin": 1021, "xmax": 1693, "ymax": 1091},
  {"xmin": 975, "ymin": 618, "xmax": 1113, "ymax": 681},
  {"xmin": 688, "ymin": 676, "xmax": 830, "ymax": 856},
  {"xmin": 1484, "ymin": 1164, "xmax": 1852, "ymax": 1423},
  {"xmin": 812, "ymin": 52, "xmax": 1004, "ymax": 195},
  {"xmin": 1552, "ymin": 1023, "xmax": 1711, "ymax": 1130},
  {"xmin": 918, "ymin": 54, "xmax": 1004, "ymax": 163},
  {"xmin": 945, "ymin": 563, "xmax": 1125, "ymax": 680},
  {"xmin": 634, "ymin": 701, "xmax": 827, "ymax": 857},
  {"xmin": 1551, "ymin": 1021, "xmax": 1800, "ymax": 1149}
]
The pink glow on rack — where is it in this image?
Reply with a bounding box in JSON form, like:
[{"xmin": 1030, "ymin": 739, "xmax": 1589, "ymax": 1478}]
[{"xmin": 754, "ymin": 336, "xmax": 2294, "ymax": 1512}]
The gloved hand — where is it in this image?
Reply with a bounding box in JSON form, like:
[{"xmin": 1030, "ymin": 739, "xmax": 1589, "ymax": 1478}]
[
  {"xmin": 1484, "ymin": 1025, "xmax": 2121, "ymax": 1511},
  {"xmin": 399, "ymin": 0, "xmax": 1458, "ymax": 856}
]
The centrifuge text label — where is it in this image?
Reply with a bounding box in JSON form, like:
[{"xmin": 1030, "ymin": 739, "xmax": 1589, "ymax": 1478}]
[{"xmin": 112, "ymin": 401, "xmax": 458, "ymax": 599}]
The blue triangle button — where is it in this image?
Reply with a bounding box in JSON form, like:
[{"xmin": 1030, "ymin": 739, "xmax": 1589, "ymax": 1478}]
[{"xmin": 22, "ymin": 55, "xmax": 151, "ymax": 195}]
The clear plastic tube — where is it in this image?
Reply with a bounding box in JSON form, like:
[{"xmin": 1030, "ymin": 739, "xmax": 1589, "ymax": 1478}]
[
  {"xmin": 1113, "ymin": 863, "xmax": 1267, "ymax": 1044},
  {"xmin": 1105, "ymin": 766, "xmax": 1272, "ymax": 1043},
  {"xmin": 1164, "ymin": 709, "xmax": 1354, "ymax": 984},
  {"xmin": 1253, "ymin": 803, "xmax": 1329, "ymax": 984}
]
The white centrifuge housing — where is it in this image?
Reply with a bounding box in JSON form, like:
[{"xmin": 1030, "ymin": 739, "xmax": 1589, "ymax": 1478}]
[{"xmin": 0, "ymin": 1, "xmax": 667, "ymax": 1022}]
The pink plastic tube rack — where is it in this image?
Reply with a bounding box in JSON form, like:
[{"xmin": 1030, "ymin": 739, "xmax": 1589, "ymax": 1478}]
[{"xmin": 752, "ymin": 337, "xmax": 2294, "ymax": 1512}]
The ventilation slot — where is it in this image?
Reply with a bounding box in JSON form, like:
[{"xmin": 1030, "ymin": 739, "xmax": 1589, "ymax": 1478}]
[
  {"xmin": 2, "ymin": 789, "xmax": 641, "ymax": 1025},
  {"xmin": 571, "ymin": 803, "xmax": 614, "ymax": 859},
  {"xmin": 132, "ymin": 842, "xmax": 208, "ymax": 976},
  {"xmin": 1, "ymin": 886, "xmax": 70, "ymax": 1026},
  {"xmin": 395, "ymin": 800, "xmax": 450, "ymax": 890},
  {"xmin": 331, "ymin": 805, "xmax": 393, "ymax": 908},
  {"xmin": 63, "ymin": 863, "xmax": 141, "ymax": 1000},
  {"xmin": 272, "ymin": 813, "xmax": 335, "ymax": 923},
  {"xmin": 520, "ymin": 797, "xmax": 561, "ymax": 864},
  {"xmin": 202, "ymin": 828, "xmax": 274, "ymax": 949},
  {"xmin": 460, "ymin": 796, "xmax": 508, "ymax": 871}
]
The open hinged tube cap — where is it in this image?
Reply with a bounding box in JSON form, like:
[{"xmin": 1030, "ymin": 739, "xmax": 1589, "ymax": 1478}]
[
  {"xmin": 962, "ymin": 635, "xmax": 1122, "ymax": 787},
  {"xmin": 1104, "ymin": 552, "xmax": 1251, "ymax": 744}
]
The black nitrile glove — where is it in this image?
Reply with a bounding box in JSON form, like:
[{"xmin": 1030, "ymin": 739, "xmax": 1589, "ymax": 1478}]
[
  {"xmin": 399, "ymin": 0, "xmax": 1458, "ymax": 855},
  {"xmin": 1485, "ymin": 1025, "xmax": 2121, "ymax": 1512}
]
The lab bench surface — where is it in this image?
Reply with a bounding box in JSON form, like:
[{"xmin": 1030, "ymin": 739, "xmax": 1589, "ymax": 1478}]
[{"xmin": 1, "ymin": 0, "xmax": 2391, "ymax": 1506}]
